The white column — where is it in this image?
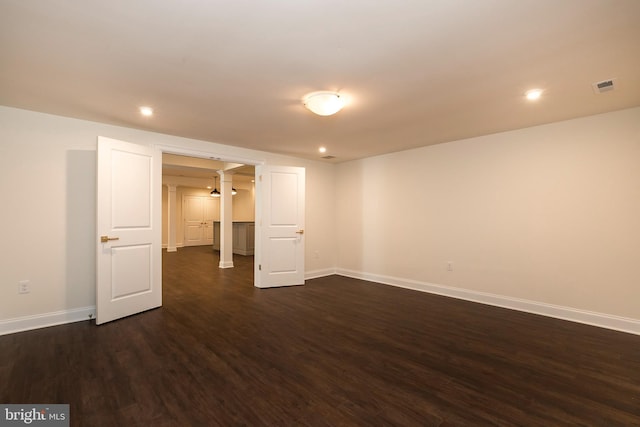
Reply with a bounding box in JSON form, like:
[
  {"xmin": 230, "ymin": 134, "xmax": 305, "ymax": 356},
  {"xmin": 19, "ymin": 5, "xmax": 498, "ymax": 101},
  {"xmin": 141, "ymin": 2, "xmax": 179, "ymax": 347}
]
[
  {"xmin": 166, "ymin": 184, "xmax": 177, "ymax": 252},
  {"xmin": 218, "ymin": 171, "xmax": 234, "ymax": 268}
]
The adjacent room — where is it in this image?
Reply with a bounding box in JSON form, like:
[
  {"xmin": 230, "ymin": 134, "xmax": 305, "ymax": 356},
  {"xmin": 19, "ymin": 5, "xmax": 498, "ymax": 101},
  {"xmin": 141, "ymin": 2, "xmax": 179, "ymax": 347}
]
[{"xmin": 1, "ymin": 1, "xmax": 639, "ymax": 425}]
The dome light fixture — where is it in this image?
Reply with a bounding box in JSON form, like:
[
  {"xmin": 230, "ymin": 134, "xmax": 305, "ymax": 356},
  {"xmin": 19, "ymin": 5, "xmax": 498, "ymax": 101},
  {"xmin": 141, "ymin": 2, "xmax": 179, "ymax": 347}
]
[{"xmin": 303, "ymin": 91, "xmax": 344, "ymax": 116}]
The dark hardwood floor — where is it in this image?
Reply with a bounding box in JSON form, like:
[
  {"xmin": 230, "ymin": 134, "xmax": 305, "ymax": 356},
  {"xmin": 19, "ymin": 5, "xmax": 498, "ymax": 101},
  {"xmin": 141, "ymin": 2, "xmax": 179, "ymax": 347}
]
[{"xmin": 2, "ymin": 246, "xmax": 640, "ymax": 426}]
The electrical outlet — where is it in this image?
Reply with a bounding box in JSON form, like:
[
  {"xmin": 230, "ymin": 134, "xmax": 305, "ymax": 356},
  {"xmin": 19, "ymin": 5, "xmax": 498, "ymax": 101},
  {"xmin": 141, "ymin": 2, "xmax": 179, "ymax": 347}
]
[
  {"xmin": 18, "ymin": 280, "xmax": 30, "ymax": 294},
  {"xmin": 447, "ymin": 262, "xmax": 453, "ymax": 272}
]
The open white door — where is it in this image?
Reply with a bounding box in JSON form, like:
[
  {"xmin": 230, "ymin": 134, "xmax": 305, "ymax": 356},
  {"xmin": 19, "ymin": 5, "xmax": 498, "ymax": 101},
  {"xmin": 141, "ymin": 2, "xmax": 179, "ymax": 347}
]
[
  {"xmin": 96, "ymin": 136, "xmax": 162, "ymax": 325},
  {"xmin": 255, "ymin": 165, "xmax": 305, "ymax": 288}
]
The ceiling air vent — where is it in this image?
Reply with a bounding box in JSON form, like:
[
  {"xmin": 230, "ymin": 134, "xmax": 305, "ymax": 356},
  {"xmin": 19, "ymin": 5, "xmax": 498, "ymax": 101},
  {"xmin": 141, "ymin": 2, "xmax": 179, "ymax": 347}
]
[
  {"xmin": 321, "ymin": 155, "xmax": 336, "ymax": 160},
  {"xmin": 592, "ymin": 78, "xmax": 616, "ymax": 94}
]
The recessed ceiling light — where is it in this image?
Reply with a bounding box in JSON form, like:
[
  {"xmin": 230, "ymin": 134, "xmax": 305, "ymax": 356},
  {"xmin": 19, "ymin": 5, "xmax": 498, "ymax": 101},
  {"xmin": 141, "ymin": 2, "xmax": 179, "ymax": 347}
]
[
  {"xmin": 139, "ymin": 106, "xmax": 154, "ymax": 116},
  {"xmin": 525, "ymin": 89, "xmax": 543, "ymax": 101},
  {"xmin": 319, "ymin": 146, "xmax": 327, "ymax": 153}
]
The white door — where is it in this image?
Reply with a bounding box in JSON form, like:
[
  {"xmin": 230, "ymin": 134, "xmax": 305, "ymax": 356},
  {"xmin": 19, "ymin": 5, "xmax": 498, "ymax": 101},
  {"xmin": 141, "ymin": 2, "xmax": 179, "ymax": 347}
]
[
  {"xmin": 183, "ymin": 195, "xmax": 216, "ymax": 246},
  {"xmin": 255, "ymin": 165, "xmax": 305, "ymax": 288},
  {"xmin": 203, "ymin": 197, "xmax": 216, "ymax": 242},
  {"xmin": 96, "ymin": 136, "xmax": 162, "ymax": 325}
]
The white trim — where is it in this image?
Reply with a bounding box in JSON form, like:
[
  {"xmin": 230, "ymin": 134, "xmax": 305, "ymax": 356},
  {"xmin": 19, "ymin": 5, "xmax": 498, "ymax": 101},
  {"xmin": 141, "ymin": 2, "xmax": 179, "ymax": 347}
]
[
  {"xmin": 155, "ymin": 143, "xmax": 263, "ymax": 275},
  {"xmin": 219, "ymin": 260, "xmax": 234, "ymax": 269},
  {"xmin": 154, "ymin": 143, "xmax": 265, "ymax": 167},
  {"xmin": 162, "ymin": 243, "xmax": 184, "ymax": 250},
  {"xmin": 336, "ymin": 269, "xmax": 640, "ymax": 336},
  {"xmin": 305, "ymin": 268, "xmax": 336, "ymax": 280},
  {"xmin": 0, "ymin": 306, "xmax": 96, "ymax": 336},
  {"xmin": 234, "ymin": 249, "xmax": 254, "ymax": 256}
]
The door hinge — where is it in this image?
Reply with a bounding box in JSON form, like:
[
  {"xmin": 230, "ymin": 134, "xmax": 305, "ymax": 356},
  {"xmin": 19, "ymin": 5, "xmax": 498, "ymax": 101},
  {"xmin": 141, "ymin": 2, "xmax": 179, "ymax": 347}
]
[
  {"xmin": 259, "ymin": 175, "xmax": 262, "ymax": 182},
  {"xmin": 259, "ymin": 264, "xmax": 262, "ymax": 271}
]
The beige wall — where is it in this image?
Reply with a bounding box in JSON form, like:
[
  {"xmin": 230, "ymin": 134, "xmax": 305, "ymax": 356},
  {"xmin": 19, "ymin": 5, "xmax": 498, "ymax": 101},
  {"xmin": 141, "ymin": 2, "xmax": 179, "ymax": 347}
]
[
  {"xmin": 0, "ymin": 106, "xmax": 336, "ymax": 323},
  {"xmin": 336, "ymin": 107, "xmax": 640, "ymax": 321},
  {"xmin": 232, "ymin": 181, "xmax": 255, "ymax": 222}
]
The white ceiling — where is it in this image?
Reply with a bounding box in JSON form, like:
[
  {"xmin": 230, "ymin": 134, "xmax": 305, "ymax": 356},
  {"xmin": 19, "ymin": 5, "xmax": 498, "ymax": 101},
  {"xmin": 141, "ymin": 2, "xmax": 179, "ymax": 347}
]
[{"xmin": 1, "ymin": 1, "xmax": 639, "ymax": 162}]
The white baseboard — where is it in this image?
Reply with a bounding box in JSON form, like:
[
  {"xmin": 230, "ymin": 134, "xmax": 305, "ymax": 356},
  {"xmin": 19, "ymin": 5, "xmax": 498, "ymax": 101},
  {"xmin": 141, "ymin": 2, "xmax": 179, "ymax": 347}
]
[
  {"xmin": 5, "ymin": 273, "xmax": 637, "ymax": 337},
  {"xmin": 234, "ymin": 249, "xmax": 254, "ymax": 256},
  {"xmin": 162, "ymin": 244, "xmax": 183, "ymax": 251},
  {"xmin": 336, "ymin": 268, "xmax": 640, "ymax": 336},
  {"xmin": 0, "ymin": 306, "xmax": 96, "ymax": 336},
  {"xmin": 305, "ymin": 268, "xmax": 336, "ymax": 280}
]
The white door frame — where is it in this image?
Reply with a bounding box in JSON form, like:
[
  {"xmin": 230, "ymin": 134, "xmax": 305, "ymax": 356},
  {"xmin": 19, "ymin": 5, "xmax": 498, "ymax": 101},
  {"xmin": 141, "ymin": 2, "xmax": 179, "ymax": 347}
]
[{"xmin": 157, "ymin": 144, "xmax": 263, "ymax": 276}]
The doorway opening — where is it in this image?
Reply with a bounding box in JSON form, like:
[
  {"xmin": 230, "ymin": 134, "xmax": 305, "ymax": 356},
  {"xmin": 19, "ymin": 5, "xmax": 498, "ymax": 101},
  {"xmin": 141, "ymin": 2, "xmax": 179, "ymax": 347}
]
[{"xmin": 161, "ymin": 152, "xmax": 257, "ymax": 282}]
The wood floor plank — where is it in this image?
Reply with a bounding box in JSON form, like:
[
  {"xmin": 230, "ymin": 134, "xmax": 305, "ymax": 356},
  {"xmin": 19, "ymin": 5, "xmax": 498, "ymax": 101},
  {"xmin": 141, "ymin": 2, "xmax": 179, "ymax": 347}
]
[{"xmin": 1, "ymin": 245, "xmax": 640, "ymax": 426}]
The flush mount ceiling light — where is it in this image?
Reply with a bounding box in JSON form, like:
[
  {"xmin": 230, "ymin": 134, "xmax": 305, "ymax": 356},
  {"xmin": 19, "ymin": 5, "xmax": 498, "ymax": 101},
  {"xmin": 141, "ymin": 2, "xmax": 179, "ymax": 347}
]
[
  {"xmin": 525, "ymin": 89, "xmax": 543, "ymax": 101},
  {"xmin": 303, "ymin": 91, "xmax": 344, "ymax": 116}
]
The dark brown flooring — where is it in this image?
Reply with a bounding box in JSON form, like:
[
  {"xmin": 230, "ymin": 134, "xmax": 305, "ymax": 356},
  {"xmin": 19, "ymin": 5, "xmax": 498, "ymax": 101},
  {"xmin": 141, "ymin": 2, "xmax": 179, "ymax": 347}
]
[{"xmin": 1, "ymin": 246, "xmax": 640, "ymax": 426}]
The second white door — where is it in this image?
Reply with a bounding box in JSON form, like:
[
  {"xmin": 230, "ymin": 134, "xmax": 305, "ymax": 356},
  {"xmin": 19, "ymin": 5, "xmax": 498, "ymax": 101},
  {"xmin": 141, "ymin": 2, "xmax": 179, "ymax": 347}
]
[
  {"xmin": 255, "ymin": 165, "xmax": 305, "ymax": 288},
  {"xmin": 183, "ymin": 195, "xmax": 216, "ymax": 246}
]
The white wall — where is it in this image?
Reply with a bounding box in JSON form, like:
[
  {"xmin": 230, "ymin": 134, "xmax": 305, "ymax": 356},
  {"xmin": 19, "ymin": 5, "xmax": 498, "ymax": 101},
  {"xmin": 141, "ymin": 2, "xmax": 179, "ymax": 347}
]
[
  {"xmin": 3, "ymin": 103, "xmax": 638, "ymax": 335},
  {"xmin": 0, "ymin": 106, "xmax": 336, "ymax": 329},
  {"xmin": 336, "ymin": 107, "xmax": 640, "ymax": 330}
]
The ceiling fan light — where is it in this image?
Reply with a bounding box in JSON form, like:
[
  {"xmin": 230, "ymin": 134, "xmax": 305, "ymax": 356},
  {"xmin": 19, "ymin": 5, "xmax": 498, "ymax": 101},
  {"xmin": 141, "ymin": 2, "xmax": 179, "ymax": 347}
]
[{"xmin": 303, "ymin": 91, "xmax": 344, "ymax": 116}]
